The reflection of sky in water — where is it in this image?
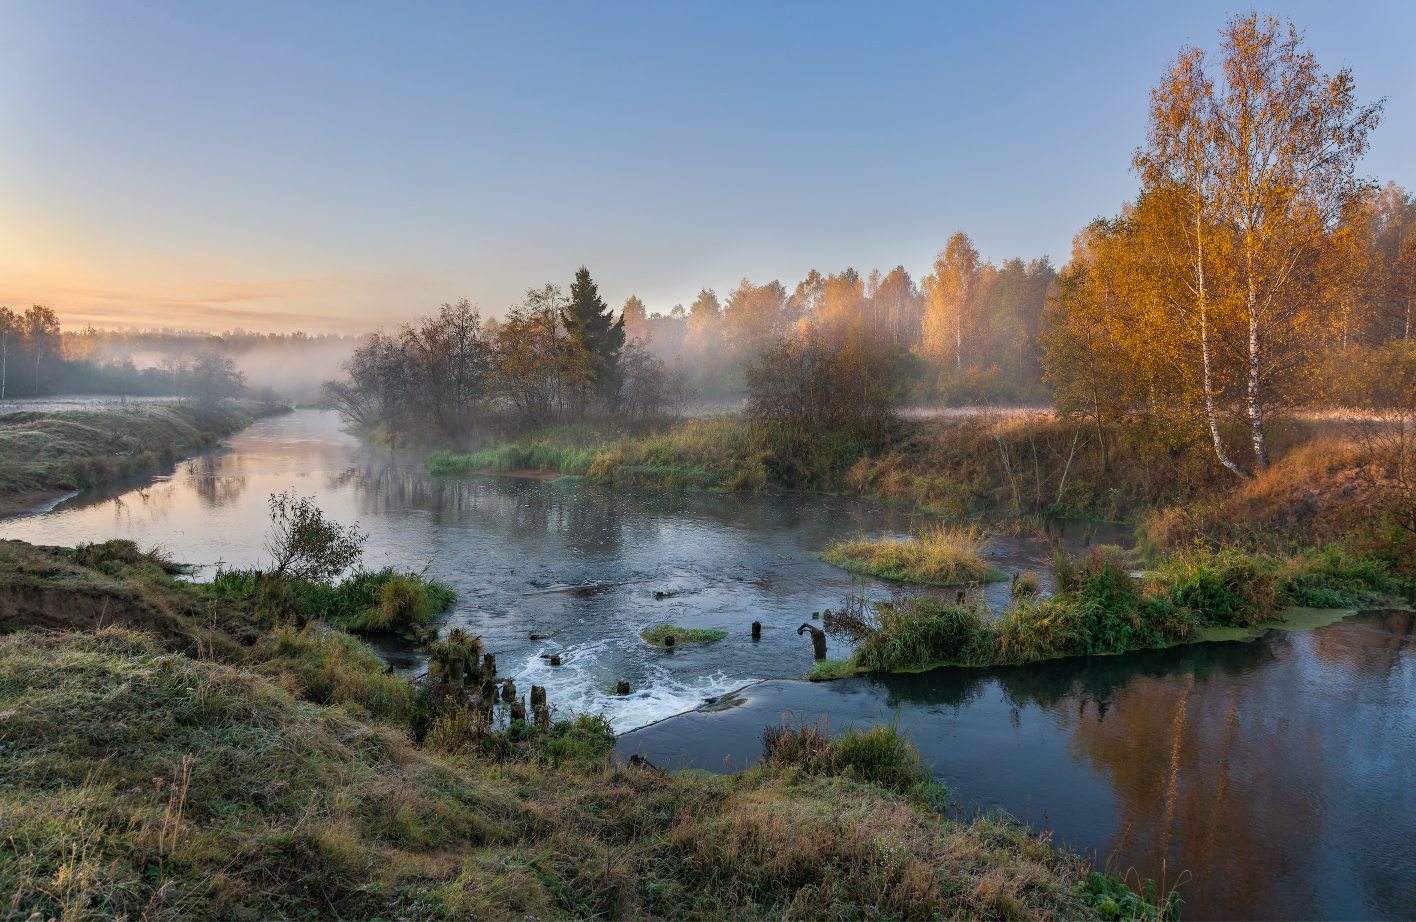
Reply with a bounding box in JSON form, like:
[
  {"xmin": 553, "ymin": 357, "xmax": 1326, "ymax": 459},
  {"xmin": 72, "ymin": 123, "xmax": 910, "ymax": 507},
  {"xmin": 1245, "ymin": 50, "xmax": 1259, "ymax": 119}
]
[
  {"xmin": 5, "ymin": 409, "xmax": 1088, "ymax": 731},
  {"xmin": 619, "ymin": 612, "xmax": 1416, "ymax": 922}
]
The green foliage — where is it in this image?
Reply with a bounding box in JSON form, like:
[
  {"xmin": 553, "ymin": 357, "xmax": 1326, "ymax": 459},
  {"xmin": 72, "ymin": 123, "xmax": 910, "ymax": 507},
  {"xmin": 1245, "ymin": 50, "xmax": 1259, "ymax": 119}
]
[
  {"xmin": 564, "ymin": 266, "xmax": 625, "ymax": 401},
  {"xmin": 254, "ymin": 567, "xmax": 454, "ymax": 631},
  {"xmin": 1078, "ymin": 871, "xmax": 1183, "ymax": 921},
  {"xmin": 849, "ymin": 542, "xmax": 1394, "ymax": 674}
]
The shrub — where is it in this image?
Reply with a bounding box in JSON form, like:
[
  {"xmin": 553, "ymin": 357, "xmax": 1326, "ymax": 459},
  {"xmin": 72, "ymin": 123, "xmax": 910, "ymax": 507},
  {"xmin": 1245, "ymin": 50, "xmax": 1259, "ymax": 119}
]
[{"xmin": 264, "ymin": 491, "xmax": 367, "ymax": 583}]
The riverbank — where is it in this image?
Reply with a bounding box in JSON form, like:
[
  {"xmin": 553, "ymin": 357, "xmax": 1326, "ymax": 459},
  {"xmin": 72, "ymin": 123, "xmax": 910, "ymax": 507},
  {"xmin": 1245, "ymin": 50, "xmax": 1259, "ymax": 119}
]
[
  {"xmin": 0, "ymin": 398, "xmax": 290, "ymax": 520},
  {"xmin": 0, "ymin": 539, "xmax": 1124, "ymax": 920},
  {"xmin": 421, "ymin": 412, "xmax": 1411, "ymax": 565}
]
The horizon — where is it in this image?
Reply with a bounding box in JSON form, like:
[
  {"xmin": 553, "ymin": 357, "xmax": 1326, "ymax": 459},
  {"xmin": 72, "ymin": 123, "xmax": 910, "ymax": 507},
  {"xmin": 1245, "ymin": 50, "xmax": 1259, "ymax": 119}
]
[{"xmin": 1, "ymin": 1, "xmax": 1412, "ymax": 335}]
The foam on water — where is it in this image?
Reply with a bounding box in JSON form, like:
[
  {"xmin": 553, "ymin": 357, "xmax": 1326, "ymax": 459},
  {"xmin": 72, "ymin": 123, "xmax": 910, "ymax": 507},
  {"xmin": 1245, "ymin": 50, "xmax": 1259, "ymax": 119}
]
[{"xmin": 509, "ymin": 641, "xmax": 755, "ymax": 733}]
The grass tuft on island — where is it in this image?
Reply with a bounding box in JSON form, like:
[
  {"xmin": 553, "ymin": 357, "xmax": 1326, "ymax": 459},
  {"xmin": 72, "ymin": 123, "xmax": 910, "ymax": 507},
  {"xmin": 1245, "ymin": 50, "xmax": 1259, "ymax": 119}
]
[
  {"xmin": 816, "ymin": 521, "xmax": 1008, "ymax": 586},
  {"xmin": 640, "ymin": 624, "xmax": 728, "ymax": 648}
]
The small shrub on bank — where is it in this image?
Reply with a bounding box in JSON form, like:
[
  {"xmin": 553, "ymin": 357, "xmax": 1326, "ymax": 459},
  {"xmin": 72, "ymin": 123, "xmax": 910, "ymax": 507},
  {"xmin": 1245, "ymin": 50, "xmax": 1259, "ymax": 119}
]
[{"xmin": 762, "ymin": 713, "xmax": 935, "ymax": 795}]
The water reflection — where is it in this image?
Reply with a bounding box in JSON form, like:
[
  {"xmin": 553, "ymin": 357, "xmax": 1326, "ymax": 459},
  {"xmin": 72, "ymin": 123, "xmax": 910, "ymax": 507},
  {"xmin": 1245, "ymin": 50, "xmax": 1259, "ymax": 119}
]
[{"xmin": 617, "ymin": 614, "xmax": 1416, "ymax": 920}]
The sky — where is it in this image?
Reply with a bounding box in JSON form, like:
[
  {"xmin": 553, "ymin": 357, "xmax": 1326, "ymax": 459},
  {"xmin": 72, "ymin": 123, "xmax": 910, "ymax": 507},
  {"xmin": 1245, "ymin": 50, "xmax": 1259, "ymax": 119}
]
[{"xmin": 0, "ymin": 1, "xmax": 1412, "ymax": 335}]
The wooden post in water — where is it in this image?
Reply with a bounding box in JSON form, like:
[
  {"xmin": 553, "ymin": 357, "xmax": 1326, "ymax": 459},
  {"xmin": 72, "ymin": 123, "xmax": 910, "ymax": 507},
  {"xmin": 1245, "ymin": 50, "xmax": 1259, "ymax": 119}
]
[
  {"xmin": 483, "ymin": 653, "xmax": 497, "ymax": 678},
  {"xmin": 664, "ymin": 634, "xmax": 676, "ymax": 647},
  {"xmin": 549, "ymin": 654, "xmax": 561, "ymax": 666},
  {"xmin": 501, "ymin": 679, "xmax": 516, "ymax": 702},
  {"xmin": 797, "ymin": 623, "xmax": 827, "ymax": 660},
  {"xmin": 530, "ymin": 685, "xmax": 547, "ymax": 709},
  {"xmin": 510, "ymin": 697, "xmax": 527, "ymax": 723},
  {"xmin": 616, "ymin": 680, "xmax": 631, "ymax": 695},
  {"xmin": 751, "ymin": 621, "xmax": 761, "ymax": 640}
]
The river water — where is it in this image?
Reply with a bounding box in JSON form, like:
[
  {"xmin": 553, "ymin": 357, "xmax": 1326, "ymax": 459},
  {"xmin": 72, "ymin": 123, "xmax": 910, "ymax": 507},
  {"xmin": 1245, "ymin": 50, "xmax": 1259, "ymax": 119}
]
[{"xmin": 4, "ymin": 408, "xmax": 1413, "ymax": 920}]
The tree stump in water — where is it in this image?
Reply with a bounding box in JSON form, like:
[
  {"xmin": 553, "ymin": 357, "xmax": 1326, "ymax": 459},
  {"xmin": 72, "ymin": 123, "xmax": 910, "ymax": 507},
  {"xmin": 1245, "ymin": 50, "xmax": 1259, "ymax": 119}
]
[
  {"xmin": 616, "ymin": 680, "xmax": 631, "ymax": 695},
  {"xmin": 510, "ymin": 697, "xmax": 527, "ymax": 722},
  {"xmin": 549, "ymin": 654, "xmax": 562, "ymax": 666},
  {"xmin": 751, "ymin": 621, "xmax": 761, "ymax": 640},
  {"xmin": 530, "ymin": 685, "xmax": 547, "ymax": 709},
  {"xmin": 663, "ymin": 634, "xmax": 676, "ymax": 647},
  {"xmin": 483, "ymin": 653, "xmax": 497, "ymax": 678},
  {"xmin": 501, "ymin": 679, "xmax": 516, "ymax": 702},
  {"xmin": 797, "ymin": 623, "xmax": 827, "ymax": 660},
  {"xmin": 533, "ymin": 705, "xmax": 550, "ymax": 727}
]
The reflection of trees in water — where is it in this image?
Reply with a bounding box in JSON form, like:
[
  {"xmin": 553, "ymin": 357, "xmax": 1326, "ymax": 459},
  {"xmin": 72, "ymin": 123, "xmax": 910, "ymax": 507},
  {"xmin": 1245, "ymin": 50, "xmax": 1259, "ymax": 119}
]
[
  {"xmin": 1047, "ymin": 621, "xmax": 1413, "ymax": 921},
  {"xmin": 868, "ymin": 638, "xmax": 1271, "ymax": 715},
  {"xmin": 180, "ymin": 455, "xmax": 250, "ymax": 509}
]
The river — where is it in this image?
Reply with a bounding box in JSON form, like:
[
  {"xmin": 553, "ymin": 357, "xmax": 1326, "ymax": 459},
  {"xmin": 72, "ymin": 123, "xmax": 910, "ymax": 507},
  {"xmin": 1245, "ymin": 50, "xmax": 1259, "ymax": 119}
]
[{"xmin": 4, "ymin": 408, "xmax": 1412, "ymax": 920}]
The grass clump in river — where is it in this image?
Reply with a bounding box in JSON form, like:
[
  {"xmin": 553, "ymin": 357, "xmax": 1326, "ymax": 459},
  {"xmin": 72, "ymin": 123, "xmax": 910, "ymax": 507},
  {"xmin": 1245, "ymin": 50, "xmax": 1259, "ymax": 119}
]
[
  {"xmin": 640, "ymin": 624, "xmax": 728, "ymax": 647},
  {"xmin": 816, "ymin": 521, "xmax": 1008, "ymax": 586},
  {"xmin": 835, "ymin": 544, "xmax": 1398, "ymax": 673}
]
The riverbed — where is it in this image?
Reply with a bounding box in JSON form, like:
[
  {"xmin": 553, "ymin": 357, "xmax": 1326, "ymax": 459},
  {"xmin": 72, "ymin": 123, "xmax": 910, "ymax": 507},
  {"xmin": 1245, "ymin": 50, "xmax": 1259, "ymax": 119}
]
[{"xmin": 4, "ymin": 408, "xmax": 1412, "ymax": 920}]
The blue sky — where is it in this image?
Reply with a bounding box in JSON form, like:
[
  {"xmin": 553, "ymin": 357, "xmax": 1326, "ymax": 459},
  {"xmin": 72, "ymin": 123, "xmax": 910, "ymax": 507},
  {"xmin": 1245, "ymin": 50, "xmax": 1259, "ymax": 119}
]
[{"xmin": 0, "ymin": 1, "xmax": 1411, "ymax": 333}]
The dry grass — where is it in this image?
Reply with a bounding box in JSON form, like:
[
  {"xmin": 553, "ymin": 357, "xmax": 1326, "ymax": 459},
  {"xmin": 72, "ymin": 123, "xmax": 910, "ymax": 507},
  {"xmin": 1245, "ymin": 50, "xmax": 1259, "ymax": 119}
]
[
  {"xmin": 817, "ymin": 521, "xmax": 1007, "ymax": 586},
  {"xmin": 0, "ymin": 626, "xmax": 1102, "ymax": 920}
]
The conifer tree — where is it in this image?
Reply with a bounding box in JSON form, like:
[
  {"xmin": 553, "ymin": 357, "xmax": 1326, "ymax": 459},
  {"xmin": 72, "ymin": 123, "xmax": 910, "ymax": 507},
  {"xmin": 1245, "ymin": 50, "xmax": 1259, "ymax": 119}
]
[{"xmin": 564, "ymin": 266, "xmax": 625, "ymax": 406}]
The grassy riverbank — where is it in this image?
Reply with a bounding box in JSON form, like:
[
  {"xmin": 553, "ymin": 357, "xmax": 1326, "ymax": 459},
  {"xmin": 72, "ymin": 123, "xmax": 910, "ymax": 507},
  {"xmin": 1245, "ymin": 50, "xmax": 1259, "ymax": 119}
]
[
  {"xmin": 0, "ymin": 399, "xmax": 289, "ymax": 519},
  {"xmin": 837, "ymin": 543, "xmax": 1399, "ymax": 673},
  {"xmin": 0, "ymin": 539, "xmax": 1126, "ymax": 920},
  {"xmin": 421, "ymin": 412, "xmax": 1414, "ymax": 570}
]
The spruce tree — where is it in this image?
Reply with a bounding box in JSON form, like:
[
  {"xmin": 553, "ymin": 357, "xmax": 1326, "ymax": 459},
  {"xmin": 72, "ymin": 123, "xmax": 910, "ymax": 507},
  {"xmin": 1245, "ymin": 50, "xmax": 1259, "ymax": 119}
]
[{"xmin": 564, "ymin": 266, "xmax": 625, "ymax": 406}]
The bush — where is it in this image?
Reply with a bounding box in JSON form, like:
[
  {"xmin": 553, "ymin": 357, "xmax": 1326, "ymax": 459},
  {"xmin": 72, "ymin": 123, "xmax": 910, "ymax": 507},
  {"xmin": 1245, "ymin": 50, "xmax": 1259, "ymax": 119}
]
[{"xmin": 264, "ymin": 491, "xmax": 367, "ymax": 583}]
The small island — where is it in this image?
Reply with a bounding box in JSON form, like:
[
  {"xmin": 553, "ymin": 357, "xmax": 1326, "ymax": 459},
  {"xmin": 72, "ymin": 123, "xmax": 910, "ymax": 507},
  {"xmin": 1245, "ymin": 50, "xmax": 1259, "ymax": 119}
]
[
  {"xmin": 640, "ymin": 624, "xmax": 728, "ymax": 648},
  {"xmin": 815, "ymin": 522, "xmax": 1008, "ymax": 586}
]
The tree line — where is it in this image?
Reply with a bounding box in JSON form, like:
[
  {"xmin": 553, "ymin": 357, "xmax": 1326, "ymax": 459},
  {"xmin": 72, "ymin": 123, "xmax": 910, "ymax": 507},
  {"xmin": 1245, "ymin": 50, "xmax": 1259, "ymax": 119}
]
[{"xmin": 320, "ymin": 268, "xmax": 694, "ymax": 448}]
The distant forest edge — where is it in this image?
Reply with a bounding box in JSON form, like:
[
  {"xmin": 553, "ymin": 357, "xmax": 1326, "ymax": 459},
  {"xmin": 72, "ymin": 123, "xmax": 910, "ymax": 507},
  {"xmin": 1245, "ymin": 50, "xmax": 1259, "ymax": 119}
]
[{"xmin": 0, "ymin": 310, "xmax": 356, "ymax": 403}]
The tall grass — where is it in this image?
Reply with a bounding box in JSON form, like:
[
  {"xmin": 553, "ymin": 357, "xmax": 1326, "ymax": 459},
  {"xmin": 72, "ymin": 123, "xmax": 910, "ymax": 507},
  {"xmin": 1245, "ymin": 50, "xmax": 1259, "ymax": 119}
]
[
  {"xmin": 816, "ymin": 522, "xmax": 1007, "ymax": 585},
  {"xmin": 221, "ymin": 565, "xmax": 454, "ymax": 631}
]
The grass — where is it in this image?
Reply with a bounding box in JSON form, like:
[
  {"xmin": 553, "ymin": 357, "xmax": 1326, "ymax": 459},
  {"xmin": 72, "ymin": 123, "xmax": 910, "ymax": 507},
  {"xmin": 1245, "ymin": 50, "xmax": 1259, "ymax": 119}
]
[
  {"xmin": 639, "ymin": 624, "xmax": 729, "ymax": 648},
  {"xmin": 0, "ymin": 624, "xmax": 1108, "ymax": 920},
  {"xmin": 837, "ymin": 543, "xmax": 1399, "ymax": 673},
  {"xmin": 0, "ymin": 399, "xmax": 287, "ymax": 512},
  {"xmin": 816, "ymin": 521, "xmax": 1008, "ymax": 586},
  {"xmin": 426, "ymin": 443, "xmax": 598, "ymax": 476},
  {"xmin": 209, "ymin": 564, "xmax": 455, "ymax": 632}
]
